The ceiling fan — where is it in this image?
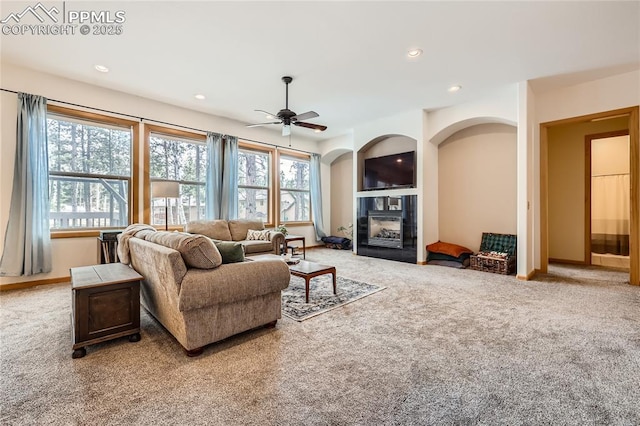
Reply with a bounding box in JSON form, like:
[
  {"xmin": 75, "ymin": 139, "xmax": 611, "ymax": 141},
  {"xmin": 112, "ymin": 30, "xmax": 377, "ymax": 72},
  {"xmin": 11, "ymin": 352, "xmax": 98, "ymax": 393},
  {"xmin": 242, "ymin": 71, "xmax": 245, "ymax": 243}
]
[{"xmin": 246, "ymin": 76, "xmax": 327, "ymax": 136}]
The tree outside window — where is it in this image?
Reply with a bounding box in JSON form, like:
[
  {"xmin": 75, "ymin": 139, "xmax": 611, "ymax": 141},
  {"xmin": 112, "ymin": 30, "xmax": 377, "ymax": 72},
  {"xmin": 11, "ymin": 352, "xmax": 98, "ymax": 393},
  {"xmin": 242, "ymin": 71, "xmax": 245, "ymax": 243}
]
[
  {"xmin": 149, "ymin": 132, "xmax": 207, "ymax": 227},
  {"xmin": 47, "ymin": 114, "xmax": 132, "ymax": 230},
  {"xmin": 279, "ymin": 156, "xmax": 310, "ymax": 222},
  {"xmin": 238, "ymin": 149, "xmax": 270, "ymax": 222}
]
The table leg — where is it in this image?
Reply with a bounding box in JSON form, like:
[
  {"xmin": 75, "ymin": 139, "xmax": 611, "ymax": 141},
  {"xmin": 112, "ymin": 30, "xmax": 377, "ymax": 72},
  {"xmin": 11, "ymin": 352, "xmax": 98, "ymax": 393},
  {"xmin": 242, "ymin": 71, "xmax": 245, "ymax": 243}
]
[
  {"xmin": 302, "ymin": 239, "xmax": 306, "ymax": 259},
  {"xmin": 305, "ymin": 277, "xmax": 310, "ymax": 303},
  {"xmin": 331, "ymin": 268, "xmax": 337, "ymax": 295}
]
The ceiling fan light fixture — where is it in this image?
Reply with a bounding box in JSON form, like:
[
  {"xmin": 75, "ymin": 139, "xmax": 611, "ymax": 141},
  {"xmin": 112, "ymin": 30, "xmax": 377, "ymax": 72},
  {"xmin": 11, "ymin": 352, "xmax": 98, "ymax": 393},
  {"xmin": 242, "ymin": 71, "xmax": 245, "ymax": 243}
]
[{"xmin": 282, "ymin": 124, "xmax": 291, "ymax": 136}]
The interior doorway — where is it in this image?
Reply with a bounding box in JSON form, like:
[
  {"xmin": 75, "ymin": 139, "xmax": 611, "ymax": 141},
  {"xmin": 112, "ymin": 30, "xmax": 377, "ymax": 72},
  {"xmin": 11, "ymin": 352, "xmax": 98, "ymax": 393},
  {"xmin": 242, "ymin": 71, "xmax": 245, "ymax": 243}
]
[
  {"xmin": 586, "ymin": 131, "xmax": 630, "ymax": 269},
  {"xmin": 540, "ymin": 106, "xmax": 639, "ymax": 286}
]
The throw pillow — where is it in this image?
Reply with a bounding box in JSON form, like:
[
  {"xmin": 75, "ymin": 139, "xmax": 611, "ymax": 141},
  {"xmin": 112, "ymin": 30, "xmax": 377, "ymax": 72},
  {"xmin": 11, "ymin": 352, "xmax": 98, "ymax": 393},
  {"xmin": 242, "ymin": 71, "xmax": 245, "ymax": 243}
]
[
  {"xmin": 426, "ymin": 241, "xmax": 473, "ymax": 258},
  {"xmin": 214, "ymin": 241, "xmax": 245, "ymax": 264},
  {"xmin": 246, "ymin": 229, "xmax": 271, "ymax": 241},
  {"xmin": 144, "ymin": 231, "xmax": 222, "ymax": 269}
]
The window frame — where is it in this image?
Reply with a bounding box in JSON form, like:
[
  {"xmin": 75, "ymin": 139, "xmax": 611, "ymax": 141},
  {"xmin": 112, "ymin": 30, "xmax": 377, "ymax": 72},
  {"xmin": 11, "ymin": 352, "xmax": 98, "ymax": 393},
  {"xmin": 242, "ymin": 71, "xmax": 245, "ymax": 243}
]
[
  {"xmin": 237, "ymin": 141, "xmax": 275, "ymax": 227},
  {"xmin": 276, "ymin": 148, "xmax": 313, "ymax": 226},
  {"xmin": 143, "ymin": 125, "xmax": 207, "ymax": 229},
  {"xmin": 46, "ymin": 105, "xmax": 140, "ymax": 239}
]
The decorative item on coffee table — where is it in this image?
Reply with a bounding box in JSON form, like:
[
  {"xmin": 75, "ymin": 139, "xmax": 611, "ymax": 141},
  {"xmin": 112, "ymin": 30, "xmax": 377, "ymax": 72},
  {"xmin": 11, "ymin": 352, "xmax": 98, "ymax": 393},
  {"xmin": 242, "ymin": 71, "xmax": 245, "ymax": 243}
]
[{"xmin": 469, "ymin": 232, "xmax": 517, "ymax": 275}]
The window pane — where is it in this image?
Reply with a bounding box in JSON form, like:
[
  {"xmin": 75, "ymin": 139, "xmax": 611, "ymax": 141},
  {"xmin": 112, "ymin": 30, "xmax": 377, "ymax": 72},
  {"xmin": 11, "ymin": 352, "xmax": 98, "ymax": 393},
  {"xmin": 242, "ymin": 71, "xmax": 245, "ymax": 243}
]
[
  {"xmin": 49, "ymin": 177, "xmax": 129, "ymax": 229},
  {"xmin": 239, "ymin": 150, "xmax": 269, "ymax": 187},
  {"xmin": 149, "ymin": 135, "xmax": 207, "ymax": 182},
  {"xmin": 279, "ymin": 157, "xmax": 309, "ymax": 190},
  {"xmin": 238, "ymin": 188, "xmax": 268, "ymax": 221},
  {"xmin": 47, "ymin": 116, "xmax": 131, "ymax": 176},
  {"xmin": 280, "ymin": 190, "xmax": 310, "ymax": 222},
  {"xmin": 151, "ymin": 183, "xmax": 206, "ymax": 227},
  {"xmin": 149, "ymin": 133, "xmax": 207, "ymax": 227}
]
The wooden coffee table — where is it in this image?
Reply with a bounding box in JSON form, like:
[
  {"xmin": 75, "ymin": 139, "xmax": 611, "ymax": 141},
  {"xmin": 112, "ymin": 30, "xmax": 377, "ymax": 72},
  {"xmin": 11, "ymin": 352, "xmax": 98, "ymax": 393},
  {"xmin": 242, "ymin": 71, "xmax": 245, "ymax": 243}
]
[
  {"xmin": 289, "ymin": 260, "xmax": 336, "ymax": 303},
  {"xmin": 249, "ymin": 254, "xmax": 336, "ymax": 303}
]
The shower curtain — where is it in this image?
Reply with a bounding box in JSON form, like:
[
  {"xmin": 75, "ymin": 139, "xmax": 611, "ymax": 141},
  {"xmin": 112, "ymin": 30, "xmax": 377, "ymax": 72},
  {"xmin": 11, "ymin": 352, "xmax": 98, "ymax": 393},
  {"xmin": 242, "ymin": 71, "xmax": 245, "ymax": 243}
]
[{"xmin": 591, "ymin": 174, "xmax": 630, "ymax": 256}]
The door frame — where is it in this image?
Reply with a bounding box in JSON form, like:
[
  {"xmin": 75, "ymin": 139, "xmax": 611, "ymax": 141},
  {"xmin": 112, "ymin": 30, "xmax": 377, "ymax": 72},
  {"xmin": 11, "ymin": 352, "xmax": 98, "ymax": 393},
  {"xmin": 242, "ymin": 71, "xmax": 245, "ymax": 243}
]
[
  {"xmin": 584, "ymin": 130, "xmax": 630, "ymax": 265},
  {"xmin": 540, "ymin": 106, "xmax": 639, "ymax": 285}
]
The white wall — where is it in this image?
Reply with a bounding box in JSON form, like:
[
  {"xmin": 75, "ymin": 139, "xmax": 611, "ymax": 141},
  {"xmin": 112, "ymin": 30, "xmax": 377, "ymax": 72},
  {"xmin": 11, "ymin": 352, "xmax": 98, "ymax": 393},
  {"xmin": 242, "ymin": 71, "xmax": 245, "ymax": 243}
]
[
  {"xmin": 592, "ymin": 135, "xmax": 630, "ymax": 176},
  {"xmin": 438, "ymin": 123, "xmax": 517, "ymax": 251},
  {"xmin": 0, "ymin": 63, "xmax": 323, "ymax": 285},
  {"xmin": 330, "ymin": 152, "xmax": 354, "ymax": 236},
  {"xmin": 536, "ymin": 70, "xmax": 640, "ymax": 124}
]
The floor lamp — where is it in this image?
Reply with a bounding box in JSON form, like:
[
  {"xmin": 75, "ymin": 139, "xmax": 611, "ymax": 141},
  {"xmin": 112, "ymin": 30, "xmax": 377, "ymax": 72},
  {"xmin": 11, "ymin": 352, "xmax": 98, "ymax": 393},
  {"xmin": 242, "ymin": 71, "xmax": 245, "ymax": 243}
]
[{"xmin": 152, "ymin": 181, "xmax": 180, "ymax": 231}]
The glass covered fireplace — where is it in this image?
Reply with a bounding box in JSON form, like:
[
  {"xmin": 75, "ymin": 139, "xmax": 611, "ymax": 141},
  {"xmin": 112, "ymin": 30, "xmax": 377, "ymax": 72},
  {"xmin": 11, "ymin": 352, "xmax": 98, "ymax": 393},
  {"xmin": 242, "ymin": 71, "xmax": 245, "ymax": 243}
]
[{"xmin": 368, "ymin": 211, "xmax": 403, "ymax": 249}]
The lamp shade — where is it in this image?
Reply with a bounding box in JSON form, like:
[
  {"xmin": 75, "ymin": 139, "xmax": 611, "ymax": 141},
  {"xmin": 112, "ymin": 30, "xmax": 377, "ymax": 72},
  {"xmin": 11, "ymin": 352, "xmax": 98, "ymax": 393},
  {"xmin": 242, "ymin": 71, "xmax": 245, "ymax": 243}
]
[{"xmin": 152, "ymin": 181, "xmax": 180, "ymax": 198}]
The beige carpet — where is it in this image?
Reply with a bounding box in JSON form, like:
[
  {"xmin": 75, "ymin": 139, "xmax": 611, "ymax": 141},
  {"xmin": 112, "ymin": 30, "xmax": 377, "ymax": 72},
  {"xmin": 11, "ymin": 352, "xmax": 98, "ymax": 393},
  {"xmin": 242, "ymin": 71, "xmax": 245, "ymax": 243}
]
[{"xmin": 1, "ymin": 249, "xmax": 639, "ymax": 425}]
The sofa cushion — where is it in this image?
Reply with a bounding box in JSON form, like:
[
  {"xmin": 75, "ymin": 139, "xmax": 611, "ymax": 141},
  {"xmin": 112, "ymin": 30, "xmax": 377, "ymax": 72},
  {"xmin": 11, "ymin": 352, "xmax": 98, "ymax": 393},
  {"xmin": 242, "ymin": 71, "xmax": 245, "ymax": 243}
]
[
  {"xmin": 214, "ymin": 241, "xmax": 245, "ymax": 263},
  {"xmin": 241, "ymin": 240, "xmax": 275, "ymax": 254},
  {"xmin": 185, "ymin": 220, "xmax": 232, "ymax": 241},
  {"xmin": 246, "ymin": 229, "xmax": 271, "ymax": 241},
  {"xmin": 144, "ymin": 231, "xmax": 222, "ymax": 269},
  {"xmin": 228, "ymin": 219, "xmax": 264, "ymax": 241}
]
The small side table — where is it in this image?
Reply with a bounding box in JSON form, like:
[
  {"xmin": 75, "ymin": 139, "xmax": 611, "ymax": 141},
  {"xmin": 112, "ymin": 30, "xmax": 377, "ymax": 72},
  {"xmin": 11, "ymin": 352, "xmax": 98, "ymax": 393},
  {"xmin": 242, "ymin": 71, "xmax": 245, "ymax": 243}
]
[
  {"xmin": 285, "ymin": 235, "xmax": 306, "ymax": 259},
  {"xmin": 71, "ymin": 263, "xmax": 142, "ymax": 359}
]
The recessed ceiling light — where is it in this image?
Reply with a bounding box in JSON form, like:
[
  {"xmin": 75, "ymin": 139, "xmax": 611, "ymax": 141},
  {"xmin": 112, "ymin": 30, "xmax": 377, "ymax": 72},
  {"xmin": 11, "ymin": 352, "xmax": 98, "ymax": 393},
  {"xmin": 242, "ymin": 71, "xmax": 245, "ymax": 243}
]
[
  {"xmin": 407, "ymin": 48, "xmax": 423, "ymax": 58},
  {"xmin": 448, "ymin": 85, "xmax": 462, "ymax": 92},
  {"xmin": 94, "ymin": 64, "xmax": 109, "ymax": 73},
  {"xmin": 194, "ymin": 94, "xmax": 206, "ymax": 100}
]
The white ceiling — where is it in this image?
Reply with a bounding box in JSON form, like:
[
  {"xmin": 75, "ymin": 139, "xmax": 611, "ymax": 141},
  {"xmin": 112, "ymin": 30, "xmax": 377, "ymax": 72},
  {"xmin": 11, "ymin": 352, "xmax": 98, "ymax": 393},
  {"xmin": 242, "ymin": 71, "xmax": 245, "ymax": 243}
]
[{"xmin": 1, "ymin": 1, "xmax": 639, "ymax": 140}]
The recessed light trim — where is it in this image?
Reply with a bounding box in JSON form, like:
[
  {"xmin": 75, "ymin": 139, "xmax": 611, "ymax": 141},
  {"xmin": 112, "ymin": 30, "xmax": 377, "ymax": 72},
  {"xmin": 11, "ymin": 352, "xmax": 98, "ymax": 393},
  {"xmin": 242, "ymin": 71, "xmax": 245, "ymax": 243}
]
[
  {"xmin": 194, "ymin": 94, "xmax": 206, "ymax": 100},
  {"xmin": 407, "ymin": 48, "xmax": 423, "ymax": 58},
  {"xmin": 94, "ymin": 64, "xmax": 109, "ymax": 73},
  {"xmin": 448, "ymin": 85, "xmax": 462, "ymax": 93}
]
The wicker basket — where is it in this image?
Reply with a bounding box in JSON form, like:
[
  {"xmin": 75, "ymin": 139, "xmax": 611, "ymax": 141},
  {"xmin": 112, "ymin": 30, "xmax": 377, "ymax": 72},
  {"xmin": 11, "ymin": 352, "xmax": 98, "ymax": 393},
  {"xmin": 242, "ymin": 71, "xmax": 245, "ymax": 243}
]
[{"xmin": 469, "ymin": 233, "xmax": 517, "ymax": 275}]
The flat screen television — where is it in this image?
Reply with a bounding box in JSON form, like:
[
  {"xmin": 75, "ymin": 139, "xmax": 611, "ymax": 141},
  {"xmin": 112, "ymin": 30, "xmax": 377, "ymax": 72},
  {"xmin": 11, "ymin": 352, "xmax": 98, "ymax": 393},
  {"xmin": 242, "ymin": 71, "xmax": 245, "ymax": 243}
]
[{"xmin": 363, "ymin": 151, "xmax": 415, "ymax": 190}]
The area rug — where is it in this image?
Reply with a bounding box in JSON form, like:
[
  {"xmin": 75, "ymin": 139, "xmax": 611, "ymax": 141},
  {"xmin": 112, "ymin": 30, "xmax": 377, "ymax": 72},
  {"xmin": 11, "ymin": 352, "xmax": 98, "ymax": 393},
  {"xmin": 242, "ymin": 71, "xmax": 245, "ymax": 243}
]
[{"xmin": 282, "ymin": 275, "xmax": 386, "ymax": 321}]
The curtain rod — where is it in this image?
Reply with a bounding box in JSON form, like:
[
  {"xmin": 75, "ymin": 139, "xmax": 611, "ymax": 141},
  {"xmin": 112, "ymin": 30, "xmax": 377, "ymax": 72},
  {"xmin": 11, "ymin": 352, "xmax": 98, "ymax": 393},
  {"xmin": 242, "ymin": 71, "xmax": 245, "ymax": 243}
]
[{"xmin": 0, "ymin": 88, "xmax": 316, "ymax": 156}]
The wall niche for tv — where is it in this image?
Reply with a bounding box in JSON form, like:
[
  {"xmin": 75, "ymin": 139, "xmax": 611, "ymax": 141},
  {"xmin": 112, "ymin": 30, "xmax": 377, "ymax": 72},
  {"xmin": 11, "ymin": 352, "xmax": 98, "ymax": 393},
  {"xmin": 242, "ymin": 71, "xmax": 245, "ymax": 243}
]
[{"xmin": 358, "ymin": 135, "xmax": 417, "ymax": 192}]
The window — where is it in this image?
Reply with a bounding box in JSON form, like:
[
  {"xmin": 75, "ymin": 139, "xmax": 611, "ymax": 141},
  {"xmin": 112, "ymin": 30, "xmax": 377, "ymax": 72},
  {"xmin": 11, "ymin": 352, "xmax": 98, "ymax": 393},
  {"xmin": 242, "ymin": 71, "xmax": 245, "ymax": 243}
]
[
  {"xmin": 279, "ymin": 155, "xmax": 310, "ymax": 222},
  {"xmin": 47, "ymin": 108, "xmax": 135, "ymax": 230},
  {"xmin": 148, "ymin": 128, "xmax": 207, "ymax": 227},
  {"xmin": 238, "ymin": 148, "xmax": 271, "ymax": 223}
]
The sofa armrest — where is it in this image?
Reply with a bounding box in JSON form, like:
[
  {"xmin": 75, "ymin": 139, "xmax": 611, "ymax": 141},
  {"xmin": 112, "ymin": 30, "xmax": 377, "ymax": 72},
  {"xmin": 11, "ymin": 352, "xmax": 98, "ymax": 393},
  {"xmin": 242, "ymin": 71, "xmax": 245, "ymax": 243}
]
[
  {"xmin": 179, "ymin": 259, "xmax": 290, "ymax": 311},
  {"xmin": 269, "ymin": 231, "xmax": 285, "ymax": 254}
]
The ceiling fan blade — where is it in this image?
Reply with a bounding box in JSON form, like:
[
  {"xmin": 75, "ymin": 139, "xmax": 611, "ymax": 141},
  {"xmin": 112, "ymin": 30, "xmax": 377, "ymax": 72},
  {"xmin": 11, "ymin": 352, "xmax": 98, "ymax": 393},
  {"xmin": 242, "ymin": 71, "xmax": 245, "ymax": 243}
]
[
  {"xmin": 246, "ymin": 121, "xmax": 281, "ymax": 128},
  {"xmin": 254, "ymin": 109, "xmax": 278, "ymax": 119},
  {"xmin": 294, "ymin": 121, "xmax": 327, "ymax": 131},
  {"xmin": 292, "ymin": 111, "xmax": 319, "ymax": 121}
]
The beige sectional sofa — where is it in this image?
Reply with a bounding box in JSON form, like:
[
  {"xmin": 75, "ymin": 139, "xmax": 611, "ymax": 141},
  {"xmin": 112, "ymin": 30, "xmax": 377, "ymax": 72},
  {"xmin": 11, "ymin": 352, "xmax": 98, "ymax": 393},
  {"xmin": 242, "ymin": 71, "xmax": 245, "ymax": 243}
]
[
  {"xmin": 118, "ymin": 225, "xmax": 290, "ymax": 356},
  {"xmin": 185, "ymin": 219, "xmax": 285, "ymax": 256}
]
